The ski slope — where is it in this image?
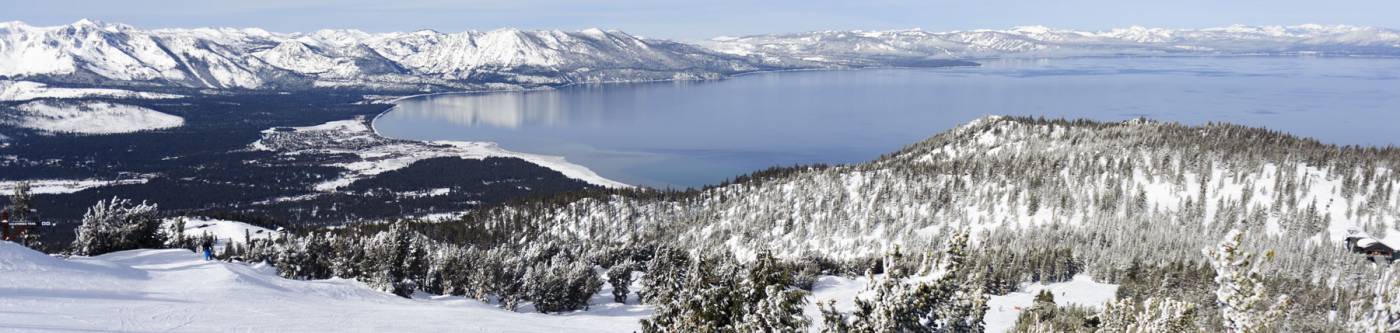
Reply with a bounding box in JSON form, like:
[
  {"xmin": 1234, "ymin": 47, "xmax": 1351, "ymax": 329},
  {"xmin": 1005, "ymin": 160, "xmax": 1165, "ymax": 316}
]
[{"xmin": 0, "ymin": 242, "xmax": 649, "ymax": 332}]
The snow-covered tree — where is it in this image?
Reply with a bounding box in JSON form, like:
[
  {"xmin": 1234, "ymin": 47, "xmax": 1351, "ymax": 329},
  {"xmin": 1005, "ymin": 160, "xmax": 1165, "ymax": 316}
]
[
  {"xmin": 640, "ymin": 247, "xmax": 691, "ymax": 304},
  {"xmin": 641, "ymin": 256, "xmax": 734, "ymax": 333},
  {"xmin": 736, "ymin": 284, "xmax": 811, "ymax": 333},
  {"xmin": 363, "ymin": 221, "xmax": 419, "ymax": 297},
  {"xmin": 1204, "ymin": 229, "xmax": 1289, "ymax": 333},
  {"xmin": 6, "ymin": 180, "xmax": 32, "ymax": 223},
  {"xmin": 70, "ymin": 197, "xmax": 164, "ymax": 256},
  {"xmin": 1350, "ymin": 266, "xmax": 1400, "ymax": 332},
  {"xmin": 819, "ymin": 300, "xmax": 854, "ymax": 333},
  {"xmin": 163, "ymin": 218, "xmax": 189, "ymax": 249},
  {"xmin": 527, "ymin": 254, "xmax": 603, "ymax": 313},
  {"xmin": 737, "ymin": 251, "xmax": 810, "ymax": 332},
  {"xmin": 607, "ymin": 261, "xmax": 635, "ymax": 303},
  {"xmin": 822, "ymin": 230, "xmax": 988, "ymax": 333},
  {"xmin": 641, "ymin": 251, "xmax": 808, "ymax": 332},
  {"xmin": 1095, "ymin": 297, "xmax": 1198, "ymax": 333},
  {"xmin": 6, "ymin": 181, "xmax": 39, "ymax": 248}
]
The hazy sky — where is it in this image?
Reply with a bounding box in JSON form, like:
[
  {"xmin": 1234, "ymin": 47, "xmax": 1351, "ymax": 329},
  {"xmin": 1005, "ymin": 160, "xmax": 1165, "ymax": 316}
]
[{"xmin": 4, "ymin": 0, "xmax": 1396, "ymax": 40}]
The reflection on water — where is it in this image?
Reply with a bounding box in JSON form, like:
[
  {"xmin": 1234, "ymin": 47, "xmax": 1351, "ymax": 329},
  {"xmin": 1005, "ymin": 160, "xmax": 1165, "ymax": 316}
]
[
  {"xmin": 375, "ymin": 56, "xmax": 1400, "ymax": 188},
  {"xmin": 391, "ymin": 90, "xmax": 573, "ymax": 129}
]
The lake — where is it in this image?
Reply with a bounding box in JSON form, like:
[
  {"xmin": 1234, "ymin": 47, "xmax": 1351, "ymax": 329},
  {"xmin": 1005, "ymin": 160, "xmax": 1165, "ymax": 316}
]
[{"xmin": 374, "ymin": 56, "xmax": 1400, "ymax": 188}]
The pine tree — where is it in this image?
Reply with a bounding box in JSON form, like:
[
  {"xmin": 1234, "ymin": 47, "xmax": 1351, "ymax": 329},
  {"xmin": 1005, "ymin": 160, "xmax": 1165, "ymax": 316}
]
[
  {"xmin": 6, "ymin": 181, "xmax": 37, "ymax": 248},
  {"xmin": 7, "ymin": 181, "xmax": 32, "ymax": 223},
  {"xmin": 640, "ymin": 247, "xmax": 691, "ymax": 304},
  {"xmin": 607, "ymin": 261, "xmax": 634, "ymax": 303},
  {"xmin": 1204, "ymin": 229, "xmax": 1289, "ymax": 333},
  {"xmin": 70, "ymin": 197, "xmax": 164, "ymax": 256},
  {"xmin": 736, "ymin": 284, "xmax": 810, "ymax": 333},
  {"xmin": 164, "ymin": 218, "xmax": 188, "ymax": 249},
  {"xmin": 737, "ymin": 251, "xmax": 810, "ymax": 332},
  {"xmin": 819, "ymin": 300, "xmax": 854, "ymax": 333},
  {"xmin": 363, "ymin": 221, "xmax": 417, "ymax": 297}
]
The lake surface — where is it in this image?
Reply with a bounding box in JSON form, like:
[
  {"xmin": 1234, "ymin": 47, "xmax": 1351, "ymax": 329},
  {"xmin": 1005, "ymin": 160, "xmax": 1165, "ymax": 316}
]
[{"xmin": 375, "ymin": 56, "xmax": 1400, "ymax": 188}]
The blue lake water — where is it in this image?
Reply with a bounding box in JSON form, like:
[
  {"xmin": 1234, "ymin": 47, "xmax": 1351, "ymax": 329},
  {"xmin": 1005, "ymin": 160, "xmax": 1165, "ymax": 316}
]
[{"xmin": 374, "ymin": 56, "xmax": 1400, "ymax": 188}]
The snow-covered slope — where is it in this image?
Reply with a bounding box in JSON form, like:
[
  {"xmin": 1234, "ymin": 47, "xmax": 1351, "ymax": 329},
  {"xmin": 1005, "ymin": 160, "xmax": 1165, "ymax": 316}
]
[
  {"xmin": 169, "ymin": 217, "xmax": 278, "ymax": 246},
  {"xmin": 0, "ymin": 80, "xmax": 182, "ymax": 102},
  {"xmin": 0, "ymin": 241, "xmax": 648, "ymax": 332},
  {"xmin": 0, "ymin": 177, "xmax": 151, "ymax": 194},
  {"xmin": 1, "ymin": 100, "xmax": 183, "ymax": 134},
  {"xmin": 707, "ymin": 24, "xmax": 1400, "ymax": 65}
]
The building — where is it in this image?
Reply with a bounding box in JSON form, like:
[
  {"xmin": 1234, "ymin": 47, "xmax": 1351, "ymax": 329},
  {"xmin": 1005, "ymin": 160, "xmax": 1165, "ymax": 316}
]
[{"xmin": 1345, "ymin": 234, "xmax": 1398, "ymax": 263}]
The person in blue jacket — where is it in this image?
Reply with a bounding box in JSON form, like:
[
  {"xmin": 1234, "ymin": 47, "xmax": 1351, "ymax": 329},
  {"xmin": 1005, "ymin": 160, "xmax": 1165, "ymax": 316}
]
[{"xmin": 200, "ymin": 238, "xmax": 214, "ymax": 261}]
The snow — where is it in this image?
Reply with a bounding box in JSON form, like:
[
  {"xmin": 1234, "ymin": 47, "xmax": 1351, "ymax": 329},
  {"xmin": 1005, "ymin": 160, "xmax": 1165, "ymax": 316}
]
[
  {"xmin": 803, "ymin": 275, "xmax": 870, "ymax": 330},
  {"xmin": 0, "ymin": 80, "xmax": 183, "ymax": 102},
  {"xmin": 802, "ymin": 274, "xmax": 1117, "ymax": 333},
  {"xmin": 0, "ymin": 177, "xmax": 150, "ymax": 194},
  {"xmin": 1383, "ymin": 231, "xmax": 1400, "ymax": 250},
  {"xmin": 0, "ymin": 241, "xmax": 648, "ymax": 332},
  {"xmin": 4, "ymin": 100, "xmax": 183, "ymax": 134},
  {"xmin": 983, "ymin": 275, "xmax": 1119, "ymax": 333},
  {"xmin": 167, "ymin": 217, "xmax": 278, "ymax": 247}
]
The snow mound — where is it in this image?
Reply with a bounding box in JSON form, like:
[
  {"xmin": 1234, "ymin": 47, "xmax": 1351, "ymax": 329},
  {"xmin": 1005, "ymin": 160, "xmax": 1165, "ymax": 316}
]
[
  {"xmin": 0, "ymin": 241, "xmax": 147, "ymax": 294},
  {"xmin": 0, "ymin": 241, "xmax": 131, "ymax": 275},
  {"xmin": 3, "ymin": 100, "xmax": 183, "ymax": 134},
  {"xmin": 0, "ymin": 242, "xmax": 647, "ymax": 331}
]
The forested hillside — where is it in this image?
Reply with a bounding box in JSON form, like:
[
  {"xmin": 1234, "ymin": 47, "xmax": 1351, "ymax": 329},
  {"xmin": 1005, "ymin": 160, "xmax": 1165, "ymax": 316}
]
[
  {"xmin": 373, "ymin": 116, "xmax": 1398, "ymax": 330},
  {"xmin": 448, "ymin": 116, "xmax": 1398, "ymax": 258},
  {"xmin": 22, "ymin": 116, "xmax": 1400, "ymax": 331}
]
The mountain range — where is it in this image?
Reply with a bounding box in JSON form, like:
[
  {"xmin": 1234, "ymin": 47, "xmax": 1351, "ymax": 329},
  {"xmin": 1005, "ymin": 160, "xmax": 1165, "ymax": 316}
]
[
  {"xmin": 3, "ymin": 20, "xmax": 1398, "ymax": 91},
  {"xmin": 705, "ymin": 24, "xmax": 1400, "ymax": 66}
]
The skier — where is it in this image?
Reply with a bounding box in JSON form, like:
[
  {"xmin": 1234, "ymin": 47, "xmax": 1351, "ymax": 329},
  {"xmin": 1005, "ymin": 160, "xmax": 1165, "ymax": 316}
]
[{"xmin": 200, "ymin": 238, "xmax": 214, "ymax": 261}]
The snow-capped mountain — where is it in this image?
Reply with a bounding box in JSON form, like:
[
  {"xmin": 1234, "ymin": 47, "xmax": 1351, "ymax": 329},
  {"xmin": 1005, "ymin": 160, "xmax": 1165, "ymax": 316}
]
[
  {"xmin": 3, "ymin": 20, "xmax": 1399, "ymax": 91},
  {"xmin": 0, "ymin": 20, "xmax": 762, "ymax": 90},
  {"xmin": 707, "ymin": 24, "xmax": 1400, "ymax": 64}
]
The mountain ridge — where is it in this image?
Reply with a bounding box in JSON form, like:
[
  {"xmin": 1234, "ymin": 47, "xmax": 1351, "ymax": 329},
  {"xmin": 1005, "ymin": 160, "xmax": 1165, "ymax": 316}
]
[{"xmin": 4, "ymin": 20, "xmax": 1398, "ymax": 91}]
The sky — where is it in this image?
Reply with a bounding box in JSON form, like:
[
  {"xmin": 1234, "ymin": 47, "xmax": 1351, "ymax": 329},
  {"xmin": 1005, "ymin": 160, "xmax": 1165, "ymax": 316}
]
[{"xmin": 3, "ymin": 0, "xmax": 1397, "ymax": 40}]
